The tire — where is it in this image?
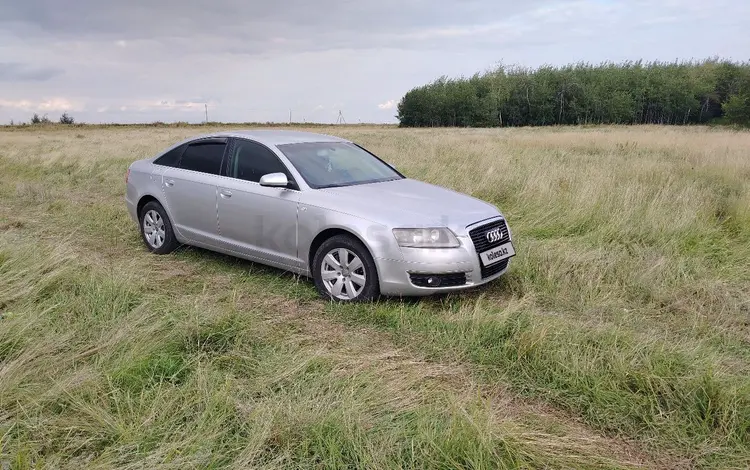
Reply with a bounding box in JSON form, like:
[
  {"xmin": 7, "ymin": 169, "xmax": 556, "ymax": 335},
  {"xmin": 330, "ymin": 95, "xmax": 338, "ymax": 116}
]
[
  {"xmin": 312, "ymin": 235, "xmax": 379, "ymax": 302},
  {"xmin": 139, "ymin": 201, "xmax": 179, "ymax": 254}
]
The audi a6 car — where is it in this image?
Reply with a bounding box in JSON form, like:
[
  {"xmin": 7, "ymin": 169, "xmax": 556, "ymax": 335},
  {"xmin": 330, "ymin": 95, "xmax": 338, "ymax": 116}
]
[{"xmin": 125, "ymin": 130, "xmax": 515, "ymax": 301}]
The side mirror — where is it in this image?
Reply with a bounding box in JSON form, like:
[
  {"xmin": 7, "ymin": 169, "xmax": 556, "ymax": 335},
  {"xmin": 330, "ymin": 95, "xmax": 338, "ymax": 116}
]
[{"xmin": 259, "ymin": 172, "xmax": 289, "ymax": 188}]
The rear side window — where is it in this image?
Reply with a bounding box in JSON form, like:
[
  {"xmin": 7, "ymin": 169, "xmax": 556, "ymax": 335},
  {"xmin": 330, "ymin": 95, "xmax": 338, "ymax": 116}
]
[
  {"xmin": 178, "ymin": 142, "xmax": 226, "ymax": 175},
  {"xmin": 153, "ymin": 144, "xmax": 185, "ymax": 167}
]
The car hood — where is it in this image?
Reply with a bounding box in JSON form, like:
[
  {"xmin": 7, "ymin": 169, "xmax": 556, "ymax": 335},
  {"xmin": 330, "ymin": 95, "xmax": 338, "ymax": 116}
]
[{"xmin": 311, "ymin": 178, "xmax": 502, "ymax": 235}]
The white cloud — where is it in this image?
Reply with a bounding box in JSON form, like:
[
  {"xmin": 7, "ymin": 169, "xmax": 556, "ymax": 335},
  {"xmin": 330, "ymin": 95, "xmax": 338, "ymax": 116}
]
[
  {"xmin": 378, "ymin": 99, "xmax": 396, "ymax": 110},
  {"xmin": 0, "ymin": 99, "xmax": 33, "ymax": 109},
  {"xmin": 116, "ymin": 40, "xmax": 127, "ymax": 48},
  {"xmin": 38, "ymin": 98, "xmax": 76, "ymax": 110},
  {"xmin": 0, "ymin": 97, "xmax": 78, "ymax": 111},
  {"xmin": 135, "ymin": 99, "xmax": 213, "ymax": 111}
]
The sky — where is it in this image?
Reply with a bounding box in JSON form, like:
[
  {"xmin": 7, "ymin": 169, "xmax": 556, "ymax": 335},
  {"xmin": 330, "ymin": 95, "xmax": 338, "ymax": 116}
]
[{"xmin": 1, "ymin": 0, "xmax": 748, "ymax": 124}]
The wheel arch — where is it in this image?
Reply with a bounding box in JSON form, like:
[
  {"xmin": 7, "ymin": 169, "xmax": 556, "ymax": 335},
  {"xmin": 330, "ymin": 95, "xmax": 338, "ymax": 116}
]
[
  {"xmin": 136, "ymin": 194, "xmax": 179, "ymax": 238},
  {"xmin": 136, "ymin": 194, "xmax": 163, "ymax": 219},
  {"xmin": 308, "ymin": 227, "xmax": 376, "ymax": 274}
]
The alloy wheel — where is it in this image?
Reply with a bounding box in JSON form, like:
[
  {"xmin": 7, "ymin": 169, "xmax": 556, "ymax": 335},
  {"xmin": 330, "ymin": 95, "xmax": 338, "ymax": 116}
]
[
  {"xmin": 143, "ymin": 209, "xmax": 166, "ymax": 249},
  {"xmin": 320, "ymin": 247, "xmax": 366, "ymax": 300}
]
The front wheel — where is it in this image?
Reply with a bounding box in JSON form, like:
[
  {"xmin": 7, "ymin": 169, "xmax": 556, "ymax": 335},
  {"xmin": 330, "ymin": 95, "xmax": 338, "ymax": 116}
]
[{"xmin": 312, "ymin": 235, "xmax": 379, "ymax": 301}]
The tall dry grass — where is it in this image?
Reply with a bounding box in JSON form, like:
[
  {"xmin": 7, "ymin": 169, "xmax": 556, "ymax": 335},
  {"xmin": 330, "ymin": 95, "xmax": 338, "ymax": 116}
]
[{"xmin": 1, "ymin": 124, "xmax": 749, "ymax": 468}]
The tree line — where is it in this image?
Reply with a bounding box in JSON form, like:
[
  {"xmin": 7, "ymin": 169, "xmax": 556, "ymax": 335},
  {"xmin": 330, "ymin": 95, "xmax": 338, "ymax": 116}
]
[
  {"xmin": 8, "ymin": 112, "xmax": 76, "ymax": 126},
  {"xmin": 396, "ymin": 59, "xmax": 750, "ymax": 127}
]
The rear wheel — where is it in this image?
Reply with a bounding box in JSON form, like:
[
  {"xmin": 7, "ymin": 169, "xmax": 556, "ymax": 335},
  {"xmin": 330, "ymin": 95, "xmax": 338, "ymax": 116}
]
[
  {"xmin": 312, "ymin": 235, "xmax": 379, "ymax": 301},
  {"xmin": 139, "ymin": 201, "xmax": 179, "ymax": 254}
]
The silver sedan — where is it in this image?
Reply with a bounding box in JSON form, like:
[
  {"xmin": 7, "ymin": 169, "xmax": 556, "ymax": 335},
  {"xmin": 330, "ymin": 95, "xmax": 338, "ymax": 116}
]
[{"xmin": 125, "ymin": 130, "xmax": 515, "ymax": 301}]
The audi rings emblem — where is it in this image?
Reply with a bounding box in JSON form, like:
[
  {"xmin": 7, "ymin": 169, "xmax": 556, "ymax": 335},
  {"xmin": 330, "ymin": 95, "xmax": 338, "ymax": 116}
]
[{"xmin": 486, "ymin": 228, "xmax": 503, "ymax": 244}]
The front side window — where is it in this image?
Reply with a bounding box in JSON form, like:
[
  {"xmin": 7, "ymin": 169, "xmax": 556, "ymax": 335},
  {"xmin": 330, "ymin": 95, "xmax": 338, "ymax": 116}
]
[
  {"xmin": 229, "ymin": 139, "xmax": 290, "ymax": 183},
  {"xmin": 178, "ymin": 142, "xmax": 226, "ymax": 175},
  {"xmin": 277, "ymin": 142, "xmax": 402, "ymax": 189}
]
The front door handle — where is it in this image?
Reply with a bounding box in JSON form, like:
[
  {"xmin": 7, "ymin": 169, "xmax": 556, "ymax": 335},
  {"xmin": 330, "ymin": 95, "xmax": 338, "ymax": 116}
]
[
  {"xmin": 220, "ymin": 189, "xmax": 232, "ymax": 198},
  {"xmin": 164, "ymin": 179, "xmax": 175, "ymax": 187}
]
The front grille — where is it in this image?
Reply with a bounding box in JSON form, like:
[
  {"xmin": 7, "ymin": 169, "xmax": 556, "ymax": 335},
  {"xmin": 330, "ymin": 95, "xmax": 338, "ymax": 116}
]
[
  {"xmin": 481, "ymin": 258, "xmax": 509, "ymax": 278},
  {"xmin": 409, "ymin": 272, "xmax": 468, "ymax": 288},
  {"xmin": 469, "ymin": 218, "xmax": 512, "ymax": 279}
]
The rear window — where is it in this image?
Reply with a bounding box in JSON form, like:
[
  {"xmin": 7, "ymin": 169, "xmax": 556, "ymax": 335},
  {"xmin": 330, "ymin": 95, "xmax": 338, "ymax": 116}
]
[
  {"xmin": 178, "ymin": 142, "xmax": 226, "ymax": 175},
  {"xmin": 153, "ymin": 144, "xmax": 185, "ymax": 167}
]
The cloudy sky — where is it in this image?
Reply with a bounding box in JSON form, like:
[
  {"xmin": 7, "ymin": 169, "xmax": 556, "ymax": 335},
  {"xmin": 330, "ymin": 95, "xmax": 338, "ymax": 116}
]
[{"xmin": 1, "ymin": 0, "xmax": 748, "ymax": 124}]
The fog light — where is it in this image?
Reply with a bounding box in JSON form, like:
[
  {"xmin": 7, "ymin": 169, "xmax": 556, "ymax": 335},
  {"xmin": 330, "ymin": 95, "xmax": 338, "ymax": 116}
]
[{"xmin": 427, "ymin": 276, "xmax": 441, "ymax": 287}]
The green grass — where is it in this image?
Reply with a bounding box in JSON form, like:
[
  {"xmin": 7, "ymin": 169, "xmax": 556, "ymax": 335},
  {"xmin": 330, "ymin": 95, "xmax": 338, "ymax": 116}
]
[
  {"xmin": 325, "ymin": 299, "xmax": 750, "ymax": 467},
  {"xmin": 2, "ymin": 124, "xmax": 749, "ymax": 468},
  {"xmin": 0, "ymin": 240, "xmax": 620, "ymax": 469}
]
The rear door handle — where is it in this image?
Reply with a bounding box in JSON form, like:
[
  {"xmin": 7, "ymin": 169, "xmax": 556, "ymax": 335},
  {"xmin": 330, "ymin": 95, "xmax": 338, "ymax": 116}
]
[
  {"xmin": 220, "ymin": 189, "xmax": 232, "ymax": 198},
  {"xmin": 164, "ymin": 179, "xmax": 175, "ymax": 187}
]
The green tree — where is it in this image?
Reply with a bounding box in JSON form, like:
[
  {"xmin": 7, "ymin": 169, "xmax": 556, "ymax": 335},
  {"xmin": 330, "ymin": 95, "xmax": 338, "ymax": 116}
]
[
  {"xmin": 59, "ymin": 112, "xmax": 75, "ymax": 124},
  {"xmin": 723, "ymin": 93, "xmax": 750, "ymax": 126},
  {"xmin": 396, "ymin": 58, "xmax": 750, "ymax": 128}
]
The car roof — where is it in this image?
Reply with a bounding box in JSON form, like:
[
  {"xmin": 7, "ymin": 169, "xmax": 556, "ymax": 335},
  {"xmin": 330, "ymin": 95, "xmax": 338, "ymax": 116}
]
[{"xmin": 209, "ymin": 129, "xmax": 348, "ymax": 146}]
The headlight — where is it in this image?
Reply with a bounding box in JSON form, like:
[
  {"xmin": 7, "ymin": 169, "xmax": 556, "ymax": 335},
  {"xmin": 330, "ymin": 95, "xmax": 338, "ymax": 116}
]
[{"xmin": 392, "ymin": 227, "xmax": 459, "ymax": 248}]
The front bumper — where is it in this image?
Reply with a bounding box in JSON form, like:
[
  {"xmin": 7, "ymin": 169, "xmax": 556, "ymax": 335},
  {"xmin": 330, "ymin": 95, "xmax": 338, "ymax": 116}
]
[
  {"xmin": 375, "ymin": 220, "xmax": 512, "ymax": 296},
  {"xmin": 376, "ymin": 257, "xmax": 509, "ymax": 296}
]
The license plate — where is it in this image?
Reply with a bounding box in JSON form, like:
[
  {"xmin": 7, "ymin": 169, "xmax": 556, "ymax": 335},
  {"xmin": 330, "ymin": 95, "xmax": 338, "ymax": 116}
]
[{"xmin": 480, "ymin": 242, "xmax": 515, "ymax": 266}]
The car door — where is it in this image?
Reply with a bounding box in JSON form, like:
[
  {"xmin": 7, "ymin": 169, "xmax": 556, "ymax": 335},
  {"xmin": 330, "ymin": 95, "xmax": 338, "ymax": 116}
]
[
  {"xmin": 216, "ymin": 138, "xmax": 302, "ymax": 270},
  {"xmin": 161, "ymin": 138, "xmax": 227, "ymax": 246}
]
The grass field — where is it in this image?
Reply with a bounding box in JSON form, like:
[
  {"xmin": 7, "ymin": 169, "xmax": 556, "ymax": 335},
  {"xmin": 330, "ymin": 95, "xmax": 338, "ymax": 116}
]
[{"xmin": 1, "ymin": 124, "xmax": 749, "ymax": 469}]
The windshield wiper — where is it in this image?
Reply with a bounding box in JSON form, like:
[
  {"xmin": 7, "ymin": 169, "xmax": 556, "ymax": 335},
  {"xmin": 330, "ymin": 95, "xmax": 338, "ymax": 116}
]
[{"xmin": 315, "ymin": 176, "xmax": 402, "ymax": 190}]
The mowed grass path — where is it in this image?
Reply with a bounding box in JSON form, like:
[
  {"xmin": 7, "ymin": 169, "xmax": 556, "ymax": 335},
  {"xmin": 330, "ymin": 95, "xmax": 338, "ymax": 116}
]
[{"xmin": 1, "ymin": 125, "xmax": 749, "ymax": 468}]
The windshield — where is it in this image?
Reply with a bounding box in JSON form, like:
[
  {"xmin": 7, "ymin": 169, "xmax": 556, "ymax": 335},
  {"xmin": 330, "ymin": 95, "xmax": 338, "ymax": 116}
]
[{"xmin": 277, "ymin": 142, "xmax": 402, "ymax": 189}]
